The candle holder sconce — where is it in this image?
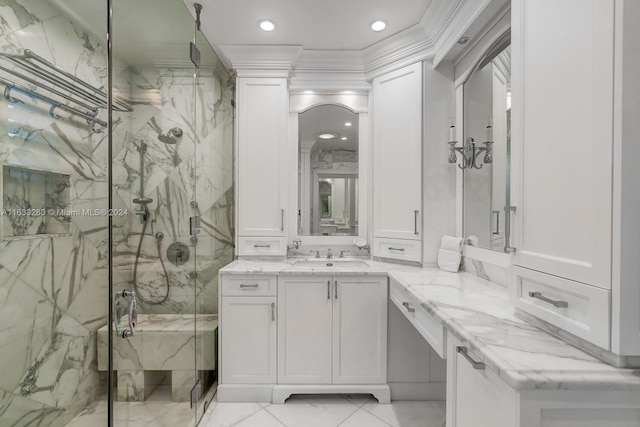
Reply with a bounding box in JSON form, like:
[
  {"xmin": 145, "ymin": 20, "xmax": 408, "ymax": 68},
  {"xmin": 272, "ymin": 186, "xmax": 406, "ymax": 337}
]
[{"xmin": 448, "ymin": 136, "xmax": 493, "ymax": 170}]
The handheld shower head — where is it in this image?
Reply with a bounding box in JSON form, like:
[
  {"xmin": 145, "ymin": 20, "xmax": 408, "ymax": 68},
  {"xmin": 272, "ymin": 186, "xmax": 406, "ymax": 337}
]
[{"xmin": 158, "ymin": 127, "xmax": 183, "ymax": 144}]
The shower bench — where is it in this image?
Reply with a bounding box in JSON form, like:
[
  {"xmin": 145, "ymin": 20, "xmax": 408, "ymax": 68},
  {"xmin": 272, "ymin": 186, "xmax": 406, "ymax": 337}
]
[{"xmin": 97, "ymin": 314, "xmax": 218, "ymax": 402}]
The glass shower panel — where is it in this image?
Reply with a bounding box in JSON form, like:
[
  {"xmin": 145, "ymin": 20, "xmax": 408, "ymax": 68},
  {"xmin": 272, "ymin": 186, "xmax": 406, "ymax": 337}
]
[
  {"xmin": 0, "ymin": 1, "xmax": 110, "ymax": 426},
  {"xmin": 110, "ymin": 1, "xmax": 200, "ymax": 425},
  {"xmin": 191, "ymin": 26, "xmax": 236, "ymax": 423}
]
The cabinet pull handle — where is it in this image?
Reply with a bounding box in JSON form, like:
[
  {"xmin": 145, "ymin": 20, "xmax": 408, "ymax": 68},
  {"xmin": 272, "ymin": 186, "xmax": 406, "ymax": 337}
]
[
  {"xmin": 503, "ymin": 206, "xmax": 516, "ymax": 253},
  {"xmin": 334, "ymin": 280, "xmax": 338, "ymax": 299},
  {"xmin": 414, "ymin": 210, "xmax": 419, "ymax": 235},
  {"xmin": 327, "ymin": 280, "xmax": 331, "ymax": 300},
  {"xmin": 281, "ymin": 209, "xmax": 284, "ymax": 231},
  {"xmin": 528, "ymin": 291, "xmax": 568, "ymax": 308},
  {"xmin": 492, "ymin": 210, "xmax": 500, "ymax": 235},
  {"xmin": 253, "ymin": 244, "xmax": 271, "ymax": 248},
  {"xmin": 388, "ymin": 247, "xmax": 405, "ymax": 252},
  {"xmin": 456, "ymin": 346, "xmax": 485, "ymax": 370},
  {"xmin": 240, "ymin": 284, "xmax": 259, "ymax": 289},
  {"xmin": 271, "ymin": 302, "xmax": 275, "ymax": 321},
  {"xmin": 402, "ymin": 302, "xmax": 415, "ymax": 313}
]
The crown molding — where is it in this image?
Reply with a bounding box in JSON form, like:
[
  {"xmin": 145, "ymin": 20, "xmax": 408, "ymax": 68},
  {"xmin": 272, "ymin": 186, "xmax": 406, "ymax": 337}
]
[{"xmin": 216, "ymin": 45, "xmax": 303, "ymax": 76}]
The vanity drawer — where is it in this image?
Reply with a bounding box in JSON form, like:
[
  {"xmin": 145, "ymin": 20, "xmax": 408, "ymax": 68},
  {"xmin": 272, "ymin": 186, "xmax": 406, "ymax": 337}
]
[
  {"xmin": 238, "ymin": 237, "xmax": 287, "ymax": 256},
  {"xmin": 373, "ymin": 237, "xmax": 422, "ymax": 262},
  {"xmin": 511, "ymin": 266, "xmax": 611, "ymax": 349},
  {"xmin": 390, "ymin": 278, "xmax": 446, "ymax": 358},
  {"xmin": 221, "ymin": 275, "xmax": 277, "ymax": 296}
]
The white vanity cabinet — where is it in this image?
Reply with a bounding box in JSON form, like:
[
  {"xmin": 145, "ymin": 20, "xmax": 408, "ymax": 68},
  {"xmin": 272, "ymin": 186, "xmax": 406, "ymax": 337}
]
[
  {"xmin": 218, "ymin": 275, "xmax": 277, "ymax": 402},
  {"xmin": 236, "ymin": 77, "xmax": 288, "ymax": 256},
  {"xmin": 372, "ymin": 62, "xmax": 423, "ymax": 263},
  {"xmin": 510, "ymin": 0, "xmax": 640, "ymax": 357},
  {"xmin": 277, "ymin": 275, "xmax": 388, "ymax": 385},
  {"xmin": 446, "ymin": 332, "xmax": 517, "ymax": 427}
]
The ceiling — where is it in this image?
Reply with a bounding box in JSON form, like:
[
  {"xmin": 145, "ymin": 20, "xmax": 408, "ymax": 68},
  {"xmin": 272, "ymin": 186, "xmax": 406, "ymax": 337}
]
[{"xmin": 193, "ymin": 0, "xmax": 432, "ymax": 51}]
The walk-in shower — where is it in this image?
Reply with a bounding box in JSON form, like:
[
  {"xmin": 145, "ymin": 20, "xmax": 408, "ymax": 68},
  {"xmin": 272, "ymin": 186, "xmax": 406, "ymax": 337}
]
[{"xmin": 0, "ymin": 1, "xmax": 234, "ymax": 426}]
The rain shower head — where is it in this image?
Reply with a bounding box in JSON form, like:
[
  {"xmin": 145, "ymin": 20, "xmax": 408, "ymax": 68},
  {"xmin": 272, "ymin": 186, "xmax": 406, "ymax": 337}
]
[{"xmin": 158, "ymin": 127, "xmax": 183, "ymax": 144}]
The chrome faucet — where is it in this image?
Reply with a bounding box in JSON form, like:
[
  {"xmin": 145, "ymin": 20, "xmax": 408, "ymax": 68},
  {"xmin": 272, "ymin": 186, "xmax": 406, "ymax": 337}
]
[
  {"xmin": 339, "ymin": 250, "xmax": 350, "ymax": 258},
  {"xmin": 310, "ymin": 250, "xmax": 320, "ymax": 258},
  {"xmin": 327, "ymin": 248, "xmax": 333, "ymax": 259}
]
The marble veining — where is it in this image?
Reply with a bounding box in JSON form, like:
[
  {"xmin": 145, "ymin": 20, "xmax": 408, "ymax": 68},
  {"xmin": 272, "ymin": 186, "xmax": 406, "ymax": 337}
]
[{"xmin": 221, "ymin": 260, "xmax": 640, "ymax": 391}]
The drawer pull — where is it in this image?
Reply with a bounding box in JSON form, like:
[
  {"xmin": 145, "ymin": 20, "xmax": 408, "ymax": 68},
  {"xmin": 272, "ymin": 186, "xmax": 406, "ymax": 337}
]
[
  {"xmin": 240, "ymin": 284, "xmax": 259, "ymax": 289},
  {"xmin": 528, "ymin": 291, "xmax": 569, "ymax": 308},
  {"xmin": 456, "ymin": 346, "xmax": 485, "ymax": 370},
  {"xmin": 271, "ymin": 302, "xmax": 275, "ymax": 321},
  {"xmin": 327, "ymin": 280, "xmax": 330, "ymax": 300},
  {"xmin": 334, "ymin": 280, "xmax": 338, "ymax": 299},
  {"xmin": 414, "ymin": 210, "xmax": 419, "ymax": 235},
  {"xmin": 388, "ymin": 247, "xmax": 405, "ymax": 252},
  {"xmin": 254, "ymin": 244, "xmax": 271, "ymax": 248},
  {"xmin": 402, "ymin": 302, "xmax": 415, "ymax": 313}
]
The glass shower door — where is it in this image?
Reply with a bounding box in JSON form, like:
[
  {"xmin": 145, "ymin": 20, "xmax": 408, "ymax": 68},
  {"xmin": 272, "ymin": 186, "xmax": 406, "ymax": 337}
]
[{"xmin": 109, "ymin": 1, "xmax": 202, "ymax": 425}]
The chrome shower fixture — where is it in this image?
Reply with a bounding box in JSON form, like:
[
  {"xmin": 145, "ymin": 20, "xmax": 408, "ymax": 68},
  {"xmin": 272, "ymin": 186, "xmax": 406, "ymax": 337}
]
[{"xmin": 158, "ymin": 127, "xmax": 183, "ymax": 144}]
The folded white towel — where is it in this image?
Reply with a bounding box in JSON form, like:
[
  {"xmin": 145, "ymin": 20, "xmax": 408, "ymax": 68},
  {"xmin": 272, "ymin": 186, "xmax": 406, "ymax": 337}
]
[
  {"xmin": 440, "ymin": 235, "xmax": 463, "ymax": 252},
  {"xmin": 438, "ymin": 248, "xmax": 462, "ymax": 272}
]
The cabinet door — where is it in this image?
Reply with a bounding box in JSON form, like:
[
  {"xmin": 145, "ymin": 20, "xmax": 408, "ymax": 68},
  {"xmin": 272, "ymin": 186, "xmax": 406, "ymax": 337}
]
[
  {"xmin": 237, "ymin": 78, "xmax": 288, "ymax": 237},
  {"xmin": 333, "ymin": 276, "xmax": 387, "ymax": 384},
  {"xmin": 372, "ymin": 62, "xmax": 422, "ymax": 241},
  {"xmin": 446, "ymin": 333, "xmax": 517, "ymax": 427},
  {"xmin": 511, "ymin": 0, "xmax": 614, "ymax": 289},
  {"xmin": 278, "ymin": 276, "xmax": 333, "ymax": 384},
  {"xmin": 220, "ymin": 297, "xmax": 276, "ymax": 384}
]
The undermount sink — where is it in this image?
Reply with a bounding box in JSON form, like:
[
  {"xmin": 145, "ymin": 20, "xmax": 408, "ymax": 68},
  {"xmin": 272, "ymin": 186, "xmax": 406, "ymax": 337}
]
[{"xmin": 291, "ymin": 259, "xmax": 370, "ymax": 268}]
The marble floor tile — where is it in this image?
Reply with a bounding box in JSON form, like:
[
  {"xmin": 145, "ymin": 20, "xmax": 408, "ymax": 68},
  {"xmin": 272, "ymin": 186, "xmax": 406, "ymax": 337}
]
[
  {"xmin": 264, "ymin": 397, "xmax": 360, "ymax": 427},
  {"xmin": 338, "ymin": 408, "xmax": 392, "ymax": 427},
  {"xmin": 200, "ymin": 402, "xmax": 263, "ymax": 427},
  {"xmin": 361, "ymin": 401, "xmax": 446, "ymax": 427},
  {"xmin": 233, "ymin": 409, "xmax": 285, "ymax": 427}
]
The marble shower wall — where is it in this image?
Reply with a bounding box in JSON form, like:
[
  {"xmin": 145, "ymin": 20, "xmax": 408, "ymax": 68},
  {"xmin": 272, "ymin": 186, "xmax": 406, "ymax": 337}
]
[
  {"xmin": 0, "ymin": 1, "xmax": 130, "ymax": 425},
  {"xmin": 112, "ymin": 64, "xmax": 234, "ymax": 315}
]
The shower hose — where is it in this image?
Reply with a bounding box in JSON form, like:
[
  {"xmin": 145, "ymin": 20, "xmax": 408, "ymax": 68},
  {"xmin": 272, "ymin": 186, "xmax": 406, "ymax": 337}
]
[{"xmin": 132, "ymin": 209, "xmax": 170, "ymax": 305}]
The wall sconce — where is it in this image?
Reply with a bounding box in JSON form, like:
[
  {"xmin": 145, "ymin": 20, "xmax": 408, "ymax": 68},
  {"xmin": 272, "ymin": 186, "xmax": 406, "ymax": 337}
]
[{"xmin": 447, "ymin": 122, "xmax": 493, "ymax": 170}]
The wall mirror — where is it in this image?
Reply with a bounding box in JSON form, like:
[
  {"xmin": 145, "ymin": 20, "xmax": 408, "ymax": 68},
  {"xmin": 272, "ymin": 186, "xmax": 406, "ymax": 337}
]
[
  {"xmin": 298, "ymin": 105, "xmax": 359, "ymax": 236},
  {"xmin": 462, "ymin": 32, "xmax": 511, "ymax": 252}
]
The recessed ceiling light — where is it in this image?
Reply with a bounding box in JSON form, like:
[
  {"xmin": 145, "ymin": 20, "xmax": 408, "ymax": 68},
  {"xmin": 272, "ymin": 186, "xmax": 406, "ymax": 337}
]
[
  {"xmin": 258, "ymin": 20, "xmax": 276, "ymax": 32},
  {"xmin": 370, "ymin": 20, "xmax": 387, "ymax": 32},
  {"xmin": 341, "ymin": 137, "xmax": 348, "ymax": 141},
  {"xmin": 318, "ymin": 132, "xmax": 337, "ymax": 140},
  {"xmin": 344, "ymin": 122, "xmax": 352, "ymax": 127}
]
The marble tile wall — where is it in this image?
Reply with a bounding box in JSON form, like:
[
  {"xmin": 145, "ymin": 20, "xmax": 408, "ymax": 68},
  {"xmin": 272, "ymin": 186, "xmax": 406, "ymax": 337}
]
[
  {"xmin": 113, "ymin": 64, "xmax": 234, "ymax": 316},
  {"xmin": 0, "ymin": 1, "xmax": 126, "ymax": 425},
  {"xmin": 0, "ymin": 0, "xmax": 235, "ymax": 425}
]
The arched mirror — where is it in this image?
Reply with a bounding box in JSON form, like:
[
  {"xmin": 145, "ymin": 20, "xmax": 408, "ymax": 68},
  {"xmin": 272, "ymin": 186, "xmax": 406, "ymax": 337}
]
[
  {"xmin": 298, "ymin": 105, "xmax": 359, "ymax": 236},
  {"xmin": 462, "ymin": 31, "xmax": 511, "ymax": 252}
]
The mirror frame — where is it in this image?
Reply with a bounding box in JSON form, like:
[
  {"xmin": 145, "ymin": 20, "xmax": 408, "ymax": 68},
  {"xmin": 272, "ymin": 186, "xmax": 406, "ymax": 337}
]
[
  {"xmin": 454, "ymin": 10, "xmax": 511, "ymax": 267},
  {"xmin": 288, "ymin": 92, "xmax": 370, "ymax": 245}
]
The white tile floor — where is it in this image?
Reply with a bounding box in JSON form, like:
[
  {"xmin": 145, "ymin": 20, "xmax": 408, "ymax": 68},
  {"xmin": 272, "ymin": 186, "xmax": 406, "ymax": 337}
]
[{"xmin": 199, "ymin": 395, "xmax": 446, "ymax": 427}]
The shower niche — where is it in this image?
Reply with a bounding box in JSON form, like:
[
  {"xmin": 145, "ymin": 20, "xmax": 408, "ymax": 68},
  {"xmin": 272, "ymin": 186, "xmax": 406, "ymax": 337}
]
[{"xmin": 2, "ymin": 165, "xmax": 71, "ymax": 238}]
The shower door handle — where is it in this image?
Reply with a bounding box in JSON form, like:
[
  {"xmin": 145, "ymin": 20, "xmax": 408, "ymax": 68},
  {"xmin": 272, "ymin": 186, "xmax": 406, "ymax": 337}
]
[
  {"xmin": 281, "ymin": 209, "xmax": 284, "ymax": 231},
  {"xmin": 414, "ymin": 210, "xmax": 419, "ymax": 235},
  {"xmin": 271, "ymin": 303, "xmax": 275, "ymax": 321},
  {"xmin": 492, "ymin": 210, "xmax": 500, "ymax": 235}
]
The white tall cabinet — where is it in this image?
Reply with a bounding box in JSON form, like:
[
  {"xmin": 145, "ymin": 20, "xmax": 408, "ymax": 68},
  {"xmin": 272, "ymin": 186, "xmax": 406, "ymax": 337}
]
[
  {"xmin": 372, "ymin": 62, "xmax": 423, "ymax": 263},
  {"xmin": 236, "ymin": 77, "xmax": 289, "ymax": 256},
  {"xmin": 510, "ymin": 0, "xmax": 640, "ymax": 360}
]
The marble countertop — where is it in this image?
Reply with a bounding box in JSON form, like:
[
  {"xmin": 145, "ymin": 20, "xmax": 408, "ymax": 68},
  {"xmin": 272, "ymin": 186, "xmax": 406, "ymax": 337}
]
[{"xmin": 220, "ymin": 259, "xmax": 640, "ymax": 391}]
